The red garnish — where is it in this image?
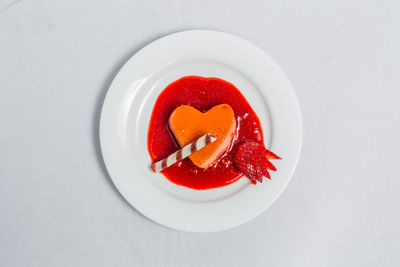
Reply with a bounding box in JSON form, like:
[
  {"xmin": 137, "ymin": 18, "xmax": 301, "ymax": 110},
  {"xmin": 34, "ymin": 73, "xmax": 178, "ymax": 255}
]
[
  {"xmin": 233, "ymin": 141, "xmax": 281, "ymax": 184},
  {"xmin": 264, "ymin": 149, "xmax": 281, "ymax": 160}
]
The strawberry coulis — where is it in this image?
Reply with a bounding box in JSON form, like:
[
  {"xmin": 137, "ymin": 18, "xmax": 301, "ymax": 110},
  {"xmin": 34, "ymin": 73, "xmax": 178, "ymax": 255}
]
[{"xmin": 147, "ymin": 76, "xmax": 264, "ymax": 190}]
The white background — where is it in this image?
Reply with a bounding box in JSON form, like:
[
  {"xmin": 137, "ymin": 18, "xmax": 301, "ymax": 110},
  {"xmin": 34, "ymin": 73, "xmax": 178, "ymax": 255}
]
[{"xmin": 1, "ymin": 0, "xmax": 399, "ymax": 266}]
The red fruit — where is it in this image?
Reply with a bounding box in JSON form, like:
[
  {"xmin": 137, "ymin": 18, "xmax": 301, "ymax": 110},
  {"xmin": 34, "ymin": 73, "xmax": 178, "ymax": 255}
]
[
  {"xmin": 264, "ymin": 149, "xmax": 281, "ymax": 160},
  {"xmin": 233, "ymin": 141, "xmax": 280, "ymax": 184},
  {"xmin": 264, "ymin": 157, "xmax": 277, "ymax": 171}
]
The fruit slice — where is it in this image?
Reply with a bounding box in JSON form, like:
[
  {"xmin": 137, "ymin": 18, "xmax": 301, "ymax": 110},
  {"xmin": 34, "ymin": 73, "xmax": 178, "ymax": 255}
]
[
  {"xmin": 169, "ymin": 104, "xmax": 236, "ymax": 168},
  {"xmin": 233, "ymin": 141, "xmax": 280, "ymax": 184}
]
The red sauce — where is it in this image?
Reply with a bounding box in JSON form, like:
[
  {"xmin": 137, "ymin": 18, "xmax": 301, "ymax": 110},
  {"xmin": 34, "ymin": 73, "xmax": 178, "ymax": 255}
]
[{"xmin": 147, "ymin": 76, "xmax": 263, "ymax": 190}]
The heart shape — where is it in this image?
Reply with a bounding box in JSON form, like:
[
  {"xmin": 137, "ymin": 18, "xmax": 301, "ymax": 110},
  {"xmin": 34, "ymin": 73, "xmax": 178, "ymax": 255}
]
[{"xmin": 169, "ymin": 104, "xmax": 237, "ymax": 168}]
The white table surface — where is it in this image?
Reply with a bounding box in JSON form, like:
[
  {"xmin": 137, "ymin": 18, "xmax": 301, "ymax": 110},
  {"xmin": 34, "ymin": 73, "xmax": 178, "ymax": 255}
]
[{"xmin": 1, "ymin": 0, "xmax": 399, "ymax": 266}]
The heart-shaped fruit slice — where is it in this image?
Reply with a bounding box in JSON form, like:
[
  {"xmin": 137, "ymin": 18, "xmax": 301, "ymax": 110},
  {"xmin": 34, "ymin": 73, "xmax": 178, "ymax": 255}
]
[{"xmin": 169, "ymin": 104, "xmax": 237, "ymax": 168}]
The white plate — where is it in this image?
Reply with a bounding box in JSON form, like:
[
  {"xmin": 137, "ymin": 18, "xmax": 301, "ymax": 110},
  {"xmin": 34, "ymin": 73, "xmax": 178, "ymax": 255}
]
[{"xmin": 99, "ymin": 30, "xmax": 302, "ymax": 232}]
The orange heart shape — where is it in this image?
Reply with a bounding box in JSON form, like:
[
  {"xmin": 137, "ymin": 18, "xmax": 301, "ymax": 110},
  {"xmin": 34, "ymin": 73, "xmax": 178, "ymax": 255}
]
[{"xmin": 169, "ymin": 104, "xmax": 237, "ymax": 168}]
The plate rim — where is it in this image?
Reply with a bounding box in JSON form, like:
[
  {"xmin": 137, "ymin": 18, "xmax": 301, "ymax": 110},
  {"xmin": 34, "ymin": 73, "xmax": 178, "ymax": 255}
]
[{"xmin": 99, "ymin": 30, "xmax": 303, "ymax": 232}]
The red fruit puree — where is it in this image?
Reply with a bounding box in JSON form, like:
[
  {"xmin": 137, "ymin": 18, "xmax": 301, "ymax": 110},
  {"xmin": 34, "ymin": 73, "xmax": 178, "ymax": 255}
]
[{"xmin": 147, "ymin": 76, "xmax": 263, "ymax": 190}]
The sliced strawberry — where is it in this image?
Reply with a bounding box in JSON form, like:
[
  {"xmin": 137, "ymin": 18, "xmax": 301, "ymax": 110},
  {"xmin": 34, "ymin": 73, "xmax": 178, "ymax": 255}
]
[
  {"xmin": 255, "ymin": 156, "xmax": 269, "ymax": 181},
  {"xmin": 234, "ymin": 156, "xmax": 257, "ymax": 183},
  {"xmin": 245, "ymin": 165, "xmax": 258, "ymax": 184},
  {"xmin": 233, "ymin": 141, "xmax": 280, "ymax": 184},
  {"xmin": 263, "ymin": 157, "xmax": 277, "ymax": 171},
  {"xmin": 255, "ymin": 164, "xmax": 264, "ymax": 183},
  {"xmin": 264, "ymin": 149, "xmax": 281, "ymax": 160},
  {"xmin": 264, "ymin": 169, "xmax": 271, "ymax": 179},
  {"xmin": 260, "ymin": 159, "xmax": 271, "ymax": 179}
]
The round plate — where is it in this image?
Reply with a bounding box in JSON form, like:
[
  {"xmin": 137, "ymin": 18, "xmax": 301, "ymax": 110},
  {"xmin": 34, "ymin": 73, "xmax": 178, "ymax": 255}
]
[{"xmin": 99, "ymin": 30, "xmax": 302, "ymax": 232}]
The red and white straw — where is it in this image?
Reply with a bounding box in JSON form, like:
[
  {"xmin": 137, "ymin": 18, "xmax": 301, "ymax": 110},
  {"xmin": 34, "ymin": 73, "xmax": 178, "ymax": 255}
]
[{"xmin": 152, "ymin": 133, "xmax": 217, "ymax": 173}]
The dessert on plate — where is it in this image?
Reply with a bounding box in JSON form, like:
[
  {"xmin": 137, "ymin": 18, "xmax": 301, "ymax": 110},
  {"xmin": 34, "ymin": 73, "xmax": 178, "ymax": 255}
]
[{"xmin": 147, "ymin": 76, "xmax": 280, "ymax": 190}]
